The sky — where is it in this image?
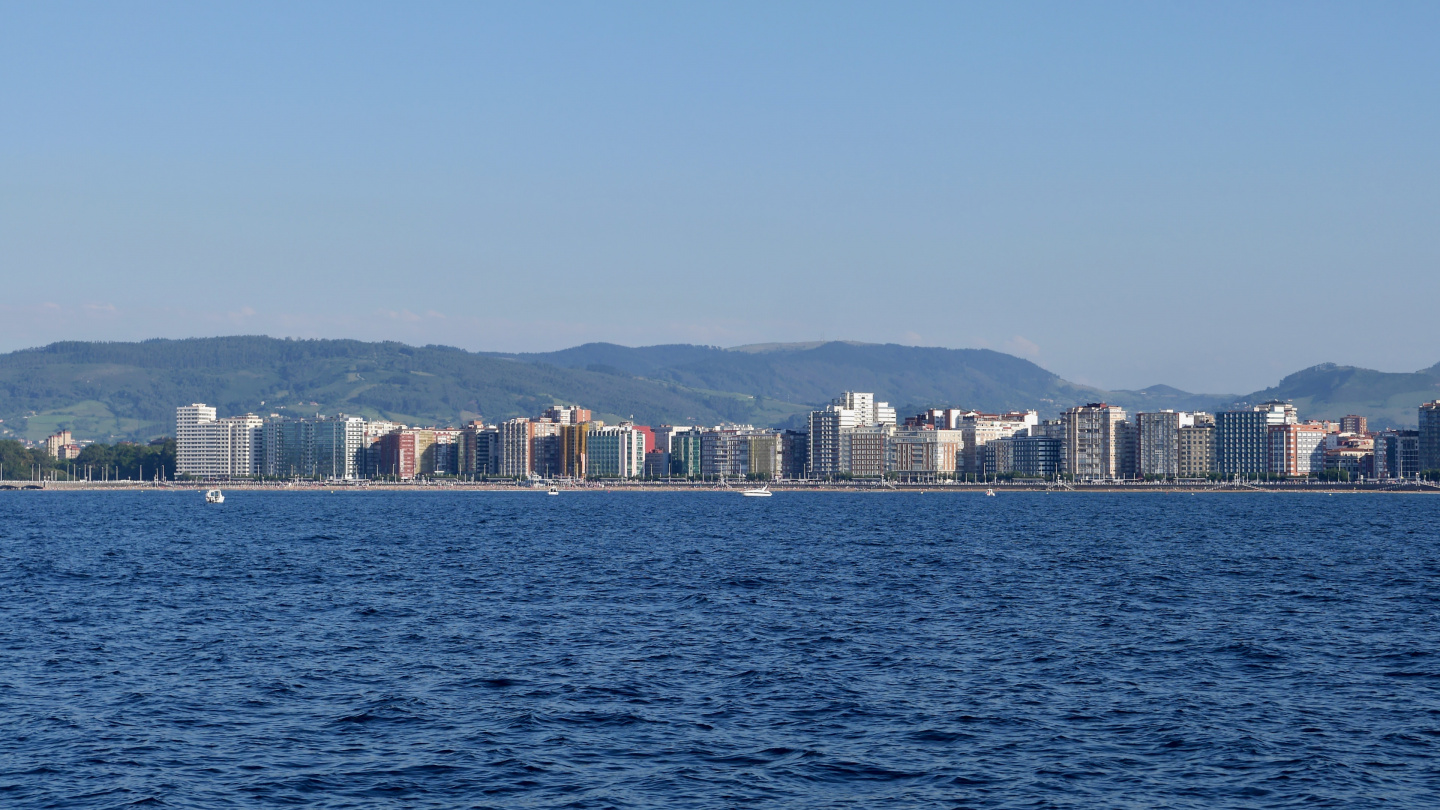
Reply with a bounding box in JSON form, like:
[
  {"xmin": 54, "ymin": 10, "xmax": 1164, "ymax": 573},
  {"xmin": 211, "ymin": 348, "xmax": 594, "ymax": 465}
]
[{"xmin": 2, "ymin": 2, "xmax": 1437, "ymax": 394}]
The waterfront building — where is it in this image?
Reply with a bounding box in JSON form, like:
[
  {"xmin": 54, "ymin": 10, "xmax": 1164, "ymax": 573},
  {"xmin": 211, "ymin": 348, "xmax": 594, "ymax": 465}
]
[
  {"xmin": 176, "ymin": 404, "xmax": 218, "ymax": 474},
  {"xmin": 557, "ymin": 423, "xmax": 589, "ymax": 478},
  {"xmin": 1373, "ymin": 430, "xmax": 1421, "ymax": 480},
  {"xmin": 1215, "ymin": 402, "xmax": 1296, "ymax": 476},
  {"xmin": 891, "ymin": 428, "xmax": 964, "ymax": 479},
  {"xmin": 669, "ymin": 429, "xmax": 702, "ymax": 478},
  {"xmin": 960, "ymin": 415, "xmax": 1031, "ymax": 476},
  {"xmin": 261, "ymin": 417, "xmax": 313, "ymax": 477},
  {"xmin": 987, "ymin": 434, "xmax": 1061, "ymax": 479},
  {"xmin": 468, "ymin": 425, "xmax": 502, "ymax": 476},
  {"xmin": 376, "ymin": 430, "xmax": 418, "ymax": 479},
  {"xmin": 1061, "ymin": 403, "xmax": 1127, "ymax": 480},
  {"xmin": 1176, "ymin": 422, "xmax": 1215, "ymax": 477},
  {"xmin": 808, "ymin": 405, "xmax": 857, "ymax": 478},
  {"xmin": 500, "ymin": 418, "xmax": 534, "ymax": 477},
  {"xmin": 1422, "ymin": 401, "xmax": 1440, "ymax": 472},
  {"xmin": 364, "ymin": 420, "xmax": 404, "ymax": 477},
  {"xmin": 176, "ymin": 404, "xmax": 264, "ymax": 478},
  {"xmin": 1136, "ymin": 411, "xmax": 1195, "ymax": 478},
  {"xmin": 1266, "ymin": 423, "xmax": 1329, "ymax": 477},
  {"xmin": 586, "ymin": 424, "xmax": 647, "ymax": 478},
  {"xmin": 643, "ymin": 449, "xmax": 670, "ymax": 478},
  {"xmin": 848, "ymin": 424, "xmax": 892, "ymax": 478},
  {"xmin": 780, "ymin": 430, "xmax": 809, "ymax": 479},
  {"xmin": 1340, "ymin": 415, "xmax": 1367, "ymax": 435},
  {"xmin": 312, "ymin": 416, "xmax": 367, "ymax": 479},
  {"xmin": 744, "ymin": 432, "xmax": 783, "ymax": 479},
  {"xmin": 1324, "ymin": 446, "xmax": 1371, "ymax": 479},
  {"xmin": 430, "ymin": 428, "xmax": 462, "ymax": 475},
  {"xmin": 529, "ymin": 421, "xmax": 563, "ymax": 477}
]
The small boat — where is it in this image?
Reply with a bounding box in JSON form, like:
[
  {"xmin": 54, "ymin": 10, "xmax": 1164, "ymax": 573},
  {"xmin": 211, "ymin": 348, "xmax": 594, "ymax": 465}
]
[
  {"xmin": 985, "ymin": 488, "xmax": 995, "ymax": 497},
  {"xmin": 546, "ymin": 486, "xmax": 560, "ymax": 496},
  {"xmin": 205, "ymin": 489, "xmax": 224, "ymax": 504},
  {"xmin": 741, "ymin": 485, "xmax": 772, "ymax": 497}
]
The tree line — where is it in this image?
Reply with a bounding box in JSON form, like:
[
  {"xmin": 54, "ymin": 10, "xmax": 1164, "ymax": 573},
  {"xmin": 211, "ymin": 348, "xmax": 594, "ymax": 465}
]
[{"xmin": 0, "ymin": 438, "xmax": 175, "ymax": 481}]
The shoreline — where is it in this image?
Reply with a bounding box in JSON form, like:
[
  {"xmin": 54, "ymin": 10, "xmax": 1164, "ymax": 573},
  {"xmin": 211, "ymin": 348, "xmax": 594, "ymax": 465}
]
[{"xmin": 6, "ymin": 481, "xmax": 1438, "ymax": 494}]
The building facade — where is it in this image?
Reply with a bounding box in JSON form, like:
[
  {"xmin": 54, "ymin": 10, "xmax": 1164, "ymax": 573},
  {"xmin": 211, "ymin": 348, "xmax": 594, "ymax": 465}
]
[
  {"xmin": 1422, "ymin": 401, "xmax": 1440, "ymax": 473},
  {"xmin": 1061, "ymin": 403, "xmax": 1127, "ymax": 480}
]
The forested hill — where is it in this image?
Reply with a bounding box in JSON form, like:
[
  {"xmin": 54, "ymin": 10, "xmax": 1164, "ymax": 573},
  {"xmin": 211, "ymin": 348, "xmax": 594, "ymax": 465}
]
[
  {"xmin": 0, "ymin": 337, "xmax": 1430, "ymax": 442},
  {"xmin": 0, "ymin": 338, "xmax": 812, "ymax": 443}
]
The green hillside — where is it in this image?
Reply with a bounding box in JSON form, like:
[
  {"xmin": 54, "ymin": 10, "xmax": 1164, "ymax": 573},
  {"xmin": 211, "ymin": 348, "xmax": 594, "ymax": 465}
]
[
  {"xmin": 0, "ymin": 338, "xmax": 810, "ymax": 442},
  {"xmin": 1237, "ymin": 363, "xmax": 1440, "ymax": 428},
  {"xmin": 1, "ymin": 337, "xmax": 1431, "ymax": 442},
  {"xmin": 496, "ymin": 341, "xmax": 1235, "ymax": 417}
]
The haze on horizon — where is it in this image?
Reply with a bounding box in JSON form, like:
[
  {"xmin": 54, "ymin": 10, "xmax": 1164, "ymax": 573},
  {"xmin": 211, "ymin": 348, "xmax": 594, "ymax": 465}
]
[{"xmin": 2, "ymin": 2, "xmax": 1437, "ymax": 394}]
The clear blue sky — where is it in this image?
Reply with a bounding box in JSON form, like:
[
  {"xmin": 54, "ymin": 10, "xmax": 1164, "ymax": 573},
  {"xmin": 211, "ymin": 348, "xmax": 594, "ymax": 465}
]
[{"xmin": 3, "ymin": 2, "xmax": 1437, "ymax": 393}]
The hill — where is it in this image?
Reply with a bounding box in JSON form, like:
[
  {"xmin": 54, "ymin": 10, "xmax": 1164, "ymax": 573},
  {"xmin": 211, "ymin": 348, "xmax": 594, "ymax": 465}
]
[
  {"xmin": 0, "ymin": 338, "xmax": 811, "ymax": 443},
  {"xmin": 493, "ymin": 342, "xmax": 1234, "ymax": 418},
  {"xmin": 1236, "ymin": 363, "xmax": 1440, "ymax": 428},
  {"xmin": 1, "ymin": 336, "xmax": 1431, "ymax": 442}
]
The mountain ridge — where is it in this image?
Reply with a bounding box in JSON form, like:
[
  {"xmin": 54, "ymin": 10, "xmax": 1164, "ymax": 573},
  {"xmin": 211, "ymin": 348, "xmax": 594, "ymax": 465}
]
[{"xmin": 0, "ymin": 337, "xmax": 1431, "ymax": 442}]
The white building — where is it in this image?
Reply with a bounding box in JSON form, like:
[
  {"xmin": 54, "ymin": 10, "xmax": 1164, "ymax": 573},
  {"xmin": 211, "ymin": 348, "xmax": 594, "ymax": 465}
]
[
  {"xmin": 832, "ymin": 392, "xmax": 897, "ymax": 427},
  {"xmin": 808, "ymin": 405, "xmax": 858, "ymax": 478},
  {"xmin": 176, "ymin": 404, "xmax": 263, "ymax": 478}
]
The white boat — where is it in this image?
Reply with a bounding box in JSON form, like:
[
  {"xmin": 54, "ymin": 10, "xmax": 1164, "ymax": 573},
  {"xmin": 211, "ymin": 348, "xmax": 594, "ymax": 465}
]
[
  {"xmin": 741, "ymin": 485, "xmax": 772, "ymax": 497},
  {"xmin": 205, "ymin": 489, "xmax": 224, "ymax": 504},
  {"xmin": 546, "ymin": 486, "xmax": 560, "ymax": 496},
  {"xmin": 985, "ymin": 488, "xmax": 995, "ymax": 497}
]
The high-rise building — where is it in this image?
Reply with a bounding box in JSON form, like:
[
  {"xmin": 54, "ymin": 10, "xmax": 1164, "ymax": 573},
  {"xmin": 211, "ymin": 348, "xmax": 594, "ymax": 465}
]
[
  {"xmin": 1373, "ymin": 430, "xmax": 1421, "ymax": 480},
  {"xmin": 987, "ymin": 435, "xmax": 1061, "ymax": 479},
  {"xmin": 45, "ymin": 430, "xmax": 74, "ymax": 459},
  {"xmin": 959, "ymin": 415, "xmax": 1032, "ymax": 476},
  {"xmin": 1340, "ymin": 415, "xmax": 1367, "ymax": 435},
  {"xmin": 500, "ymin": 418, "xmax": 534, "ymax": 477},
  {"xmin": 847, "ymin": 425, "xmax": 892, "ymax": 478},
  {"xmin": 1061, "ymin": 403, "xmax": 1127, "ymax": 480},
  {"xmin": 1176, "ymin": 422, "xmax": 1215, "ymax": 478},
  {"xmin": 832, "ymin": 392, "xmax": 896, "ymax": 427},
  {"xmin": 176, "ymin": 404, "xmax": 263, "ymax": 478},
  {"xmin": 891, "ymin": 428, "xmax": 964, "ymax": 479},
  {"xmin": 586, "ymin": 424, "xmax": 647, "ymax": 478},
  {"xmin": 377, "ymin": 430, "xmax": 418, "ymax": 479},
  {"xmin": 176, "ymin": 404, "xmax": 218, "ymax": 474},
  {"xmin": 1135, "ymin": 411, "xmax": 1196, "ymax": 478},
  {"xmin": 744, "ymin": 432, "xmax": 784, "ymax": 479},
  {"xmin": 542, "ymin": 405, "xmax": 592, "ymax": 425},
  {"xmin": 1267, "ymin": 423, "xmax": 1329, "ymax": 477},
  {"xmin": 557, "ymin": 423, "xmax": 590, "ymax": 478},
  {"xmin": 780, "ymin": 430, "xmax": 809, "ymax": 479},
  {"xmin": 313, "ymin": 416, "xmax": 367, "ymax": 479},
  {"xmin": 1421, "ymin": 401, "xmax": 1440, "ymax": 472},
  {"xmin": 808, "ymin": 405, "xmax": 858, "ymax": 478},
  {"xmin": 670, "ymin": 430, "xmax": 702, "ymax": 478},
  {"xmin": 363, "ymin": 420, "xmax": 403, "ymax": 477},
  {"xmin": 1216, "ymin": 403, "xmax": 1296, "ymax": 476}
]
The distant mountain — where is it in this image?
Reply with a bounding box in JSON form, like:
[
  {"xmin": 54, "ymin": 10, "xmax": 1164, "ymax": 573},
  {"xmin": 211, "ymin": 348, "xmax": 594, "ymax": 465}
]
[
  {"xmin": 0, "ymin": 336, "xmax": 1429, "ymax": 442},
  {"xmin": 495, "ymin": 341, "xmax": 1234, "ymax": 419},
  {"xmin": 1235, "ymin": 363, "xmax": 1440, "ymax": 428},
  {"xmin": 0, "ymin": 338, "xmax": 810, "ymax": 443}
]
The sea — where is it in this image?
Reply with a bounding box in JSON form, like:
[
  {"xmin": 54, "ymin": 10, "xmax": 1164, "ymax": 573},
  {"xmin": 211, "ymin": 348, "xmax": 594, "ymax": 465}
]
[{"xmin": 2, "ymin": 490, "xmax": 1438, "ymax": 808}]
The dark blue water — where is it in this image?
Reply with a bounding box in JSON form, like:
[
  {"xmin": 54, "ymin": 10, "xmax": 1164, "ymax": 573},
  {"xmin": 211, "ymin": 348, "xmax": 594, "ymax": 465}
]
[{"xmin": 2, "ymin": 491, "xmax": 1438, "ymax": 808}]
